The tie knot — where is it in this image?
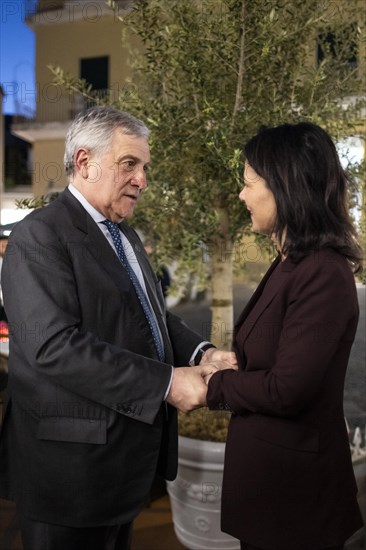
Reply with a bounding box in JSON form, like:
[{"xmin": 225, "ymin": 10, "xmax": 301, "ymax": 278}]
[
  {"xmin": 102, "ymin": 220, "xmax": 123, "ymax": 244},
  {"xmin": 102, "ymin": 220, "xmax": 124, "ymax": 254},
  {"xmin": 102, "ymin": 219, "xmax": 119, "ymax": 231}
]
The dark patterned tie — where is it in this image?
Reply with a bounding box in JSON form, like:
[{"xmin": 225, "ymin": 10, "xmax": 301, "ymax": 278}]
[{"xmin": 102, "ymin": 220, "xmax": 165, "ymax": 362}]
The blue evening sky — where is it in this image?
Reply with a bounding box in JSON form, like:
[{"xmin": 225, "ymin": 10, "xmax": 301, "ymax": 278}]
[{"xmin": 0, "ymin": 0, "xmax": 35, "ymax": 115}]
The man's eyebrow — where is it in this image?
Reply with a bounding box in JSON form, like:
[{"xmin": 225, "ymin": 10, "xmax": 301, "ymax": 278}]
[{"xmin": 116, "ymin": 155, "xmax": 150, "ymax": 166}]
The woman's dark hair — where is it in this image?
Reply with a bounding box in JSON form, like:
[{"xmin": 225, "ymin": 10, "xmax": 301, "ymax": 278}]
[{"xmin": 244, "ymin": 122, "xmax": 363, "ymax": 272}]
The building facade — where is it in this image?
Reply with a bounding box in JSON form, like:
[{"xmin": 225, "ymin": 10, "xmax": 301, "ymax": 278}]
[
  {"xmin": 2, "ymin": 0, "xmax": 366, "ymax": 205},
  {"xmin": 11, "ymin": 0, "xmax": 136, "ymax": 196}
]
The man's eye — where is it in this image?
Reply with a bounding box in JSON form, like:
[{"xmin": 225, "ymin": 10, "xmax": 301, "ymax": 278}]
[{"xmin": 122, "ymin": 160, "xmax": 136, "ymax": 171}]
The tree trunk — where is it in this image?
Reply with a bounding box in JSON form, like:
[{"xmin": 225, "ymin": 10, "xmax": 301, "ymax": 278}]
[
  {"xmin": 361, "ymin": 142, "xmax": 366, "ymax": 279},
  {"xmin": 210, "ymin": 207, "xmax": 234, "ymax": 351}
]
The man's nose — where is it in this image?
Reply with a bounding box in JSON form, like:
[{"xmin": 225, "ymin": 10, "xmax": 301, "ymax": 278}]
[{"xmin": 132, "ymin": 168, "xmax": 148, "ymax": 190}]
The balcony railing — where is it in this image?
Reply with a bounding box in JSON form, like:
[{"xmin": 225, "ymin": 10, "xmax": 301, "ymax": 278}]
[
  {"xmin": 25, "ymin": 0, "xmax": 135, "ymax": 19},
  {"xmin": 11, "ymin": 90, "xmax": 110, "ymax": 129}
]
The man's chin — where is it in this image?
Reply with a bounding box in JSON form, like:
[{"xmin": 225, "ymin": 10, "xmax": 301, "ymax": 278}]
[
  {"xmin": 123, "ymin": 209, "xmax": 135, "ymax": 219},
  {"xmin": 114, "ymin": 210, "xmax": 134, "ymax": 222}
]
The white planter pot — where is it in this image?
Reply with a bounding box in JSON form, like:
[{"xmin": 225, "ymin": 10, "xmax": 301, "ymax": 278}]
[{"xmin": 167, "ymin": 435, "xmax": 240, "ymax": 550}]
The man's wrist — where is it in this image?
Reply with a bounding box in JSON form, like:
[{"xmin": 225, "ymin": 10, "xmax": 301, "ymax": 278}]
[
  {"xmin": 164, "ymin": 365, "xmax": 174, "ymax": 400},
  {"xmin": 190, "ymin": 343, "xmax": 215, "ymax": 366}
]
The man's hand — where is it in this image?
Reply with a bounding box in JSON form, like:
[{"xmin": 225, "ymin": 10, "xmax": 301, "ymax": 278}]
[
  {"xmin": 166, "ymin": 365, "xmax": 218, "ymax": 413},
  {"xmin": 200, "ymin": 348, "xmax": 238, "ymax": 370}
]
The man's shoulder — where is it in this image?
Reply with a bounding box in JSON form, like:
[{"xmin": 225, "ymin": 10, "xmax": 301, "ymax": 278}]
[{"xmin": 10, "ymin": 190, "xmax": 83, "ymax": 240}]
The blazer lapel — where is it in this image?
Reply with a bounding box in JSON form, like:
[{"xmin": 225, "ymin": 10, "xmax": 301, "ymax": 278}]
[
  {"xmin": 120, "ymin": 224, "xmax": 173, "ymax": 360},
  {"xmin": 58, "ymin": 189, "xmax": 132, "ymax": 295},
  {"xmin": 234, "ymin": 256, "xmax": 280, "ymax": 331},
  {"xmin": 234, "ymin": 255, "xmax": 295, "ymax": 345},
  {"xmin": 59, "ymin": 189, "xmax": 173, "ymax": 361},
  {"xmin": 120, "ymin": 224, "xmax": 158, "ymax": 307}
]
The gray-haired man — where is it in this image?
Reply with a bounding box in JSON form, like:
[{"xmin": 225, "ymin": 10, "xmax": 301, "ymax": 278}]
[{"xmin": 0, "ymin": 106, "xmax": 236, "ymax": 550}]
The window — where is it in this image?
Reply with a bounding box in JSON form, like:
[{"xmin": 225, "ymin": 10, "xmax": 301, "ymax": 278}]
[
  {"xmin": 4, "ymin": 115, "xmax": 32, "ymax": 189},
  {"xmin": 80, "ymin": 56, "xmax": 109, "ymax": 91},
  {"xmin": 317, "ymin": 23, "xmax": 358, "ymax": 69}
]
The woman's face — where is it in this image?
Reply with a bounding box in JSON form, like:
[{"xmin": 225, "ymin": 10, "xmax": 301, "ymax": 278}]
[{"xmin": 239, "ymin": 162, "xmax": 277, "ymax": 236}]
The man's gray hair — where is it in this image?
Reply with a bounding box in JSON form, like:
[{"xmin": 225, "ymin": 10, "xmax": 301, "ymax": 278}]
[{"xmin": 64, "ymin": 106, "xmax": 150, "ymax": 177}]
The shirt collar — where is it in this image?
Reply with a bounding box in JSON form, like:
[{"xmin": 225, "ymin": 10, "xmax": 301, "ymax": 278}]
[{"xmin": 68, "ymin": 183, "xmax": 106, "ymax": 224}]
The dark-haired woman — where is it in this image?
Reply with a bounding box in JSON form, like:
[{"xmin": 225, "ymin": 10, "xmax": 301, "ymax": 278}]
[{"xmin": 206, "ymin": 122, "xmax": 364, "ymax": 550}]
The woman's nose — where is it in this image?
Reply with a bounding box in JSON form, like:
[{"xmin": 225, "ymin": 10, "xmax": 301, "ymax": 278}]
[{"xmin": 239, "ymin": 186, "xmax": 246, "ymax": 201}]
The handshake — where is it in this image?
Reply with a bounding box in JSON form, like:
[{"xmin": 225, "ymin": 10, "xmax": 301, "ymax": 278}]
[{"xmin": 166, "ymin": 348, "xmax": 238, "ymax": 413}]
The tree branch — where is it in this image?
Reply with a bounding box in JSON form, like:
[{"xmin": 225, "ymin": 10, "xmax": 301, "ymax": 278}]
[{"xmin": 230, "ymin": 0, "xmax": 246, "ymax": 132}]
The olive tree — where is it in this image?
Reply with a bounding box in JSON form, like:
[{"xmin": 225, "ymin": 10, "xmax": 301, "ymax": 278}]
[{"xmin": 51, "ymin": 0, "xmax": 365, "ymax": 349}]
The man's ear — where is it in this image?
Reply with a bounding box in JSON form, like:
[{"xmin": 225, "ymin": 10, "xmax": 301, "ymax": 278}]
[{"xmin": 74, "ymin": 148, "xmax": 90, "ymax": 179}]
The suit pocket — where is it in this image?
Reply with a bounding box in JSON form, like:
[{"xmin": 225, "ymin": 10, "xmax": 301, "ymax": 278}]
[
  {"xmin": 37, "ymin": 416, "xmax": 107, "ymax": 445},
  {"xmin": 248, "ymin": 415, "xmax": 319, "ymax": 453}
]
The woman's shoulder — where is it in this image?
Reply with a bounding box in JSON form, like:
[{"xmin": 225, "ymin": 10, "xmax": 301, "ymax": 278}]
[
  {"xmin": 284, "ymin": 247, "xmax": 357, "ymax": 295},
  {"xmin": 289, "ymin": 247, "xmax": 352, "ymax": 274}
]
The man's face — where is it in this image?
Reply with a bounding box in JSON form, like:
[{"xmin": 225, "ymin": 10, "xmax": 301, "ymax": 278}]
[{"xmin": 80, "ymin": 131, "xmax": 150, "ymax": 222}]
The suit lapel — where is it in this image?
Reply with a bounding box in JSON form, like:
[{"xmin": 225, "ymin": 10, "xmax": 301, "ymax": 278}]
[
  {"xmin": 120, "ymin": 224, "xmax": 159, "ymax": 309},
  {"xmin": 234, "ymin": 256, "xmax": 280, "ymax": 331},
  {"xmin": 234, "ymin": 255, "xmax": 295, "ymax": 345},
  {"xmin": 120, "ymin": 224, "xmax": 173, "ymax": 359},
  {"xmin": 58, "ymin": 189, "xmax": 132, "ymax": 296},
  {"xmin": 58, "ymin": 189, "xmax": 173, "ymax": 361}
]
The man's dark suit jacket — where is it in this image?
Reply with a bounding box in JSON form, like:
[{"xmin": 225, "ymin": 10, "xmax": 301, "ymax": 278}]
[
  {"xmin": 0, "ymin": 189, "xmax": 205, "ymax": 527},
  {"xmin": 207, "ymin": 249, "xmax": 363, "ymax": 549}
]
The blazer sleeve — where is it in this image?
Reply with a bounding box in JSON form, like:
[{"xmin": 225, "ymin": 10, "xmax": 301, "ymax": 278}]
[
  {"xmin": 2, "ymin": 216, "xmax": 174, "ymax": 425},
  {"xmin": 207, "ymin": 253, "xmax": 359, "ymax": 417},
  {"xmin": 166, "ymin": 310, "xmax": 209, "ymax": 366}
]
